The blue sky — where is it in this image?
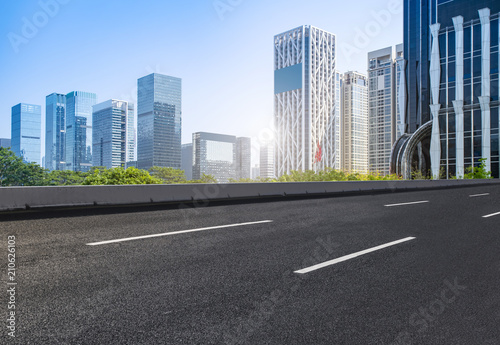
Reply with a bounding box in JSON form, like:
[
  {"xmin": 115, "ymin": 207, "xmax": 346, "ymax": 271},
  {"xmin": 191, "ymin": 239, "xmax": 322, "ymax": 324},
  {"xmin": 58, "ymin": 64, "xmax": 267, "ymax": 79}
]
[{"xmin": 0, "ymin": 0, "xmax": 403, "ymax": 164}]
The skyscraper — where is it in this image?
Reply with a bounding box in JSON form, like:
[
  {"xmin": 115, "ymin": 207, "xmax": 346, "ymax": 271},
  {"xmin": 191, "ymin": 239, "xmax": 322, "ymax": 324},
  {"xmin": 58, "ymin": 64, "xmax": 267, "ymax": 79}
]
[
  {"xmin": 0, "ymin": 138, "xmax": 11, "ymax": 148},
  {"xmin": 368, "ymin": 45, "xmax": 405, "ymax": 175},
  {"xmin": 181, "ymin": 143, "xmax": 193, "ymax": 180},
  {"xmin": 274, "ymin": 25, "xmax": 341, "ymax": 177},
  {"xmin": 260, "ymin": 142, "xmax": 275, "ymax": 179},
  {"xmin": 192, "ymin": 132, "xmax": 236, "ymax": 182},
  {"xmin": 137, "ymin": 73, "xmax": 182, "ymax": 170},
  {"xmin": 92, "ymin": 100, "xmax": 128, "ymax": 169},
  {"xmin": 11, "ymin": 103, "xmax": 41, "ymax": 165},
  {"xmin": 45, "ymin": 93, "xmax": 66, "ymax": 171},
  {"xmin": 392, "ymin": 0, "xmax": 500, "ymax": 179},
  {"xmin": 127, "ymin": 102, "xmax": 136, "ymax": 163},
  {"xmin": 65, "ymin": 91, "xmax": 97, "ymax": 172},
  {"xmin": 236, "ymin": 137, "xmax": 251, "ymax": 179},
  {"xmin": 342, "ymin": 71, "xmax": 369, "ymax": 173}
]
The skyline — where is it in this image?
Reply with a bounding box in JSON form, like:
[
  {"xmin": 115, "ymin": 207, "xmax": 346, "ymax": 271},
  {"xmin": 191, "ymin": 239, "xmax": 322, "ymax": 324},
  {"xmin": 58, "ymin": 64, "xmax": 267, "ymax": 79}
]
[{"xmin": 0, "ymin": 1, "xmax": 403, "ymax": 166}]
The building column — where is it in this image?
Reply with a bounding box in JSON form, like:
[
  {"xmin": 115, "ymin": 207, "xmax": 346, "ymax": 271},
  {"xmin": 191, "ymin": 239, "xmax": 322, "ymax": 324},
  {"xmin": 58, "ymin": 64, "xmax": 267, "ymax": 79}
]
[
  {"xmin": 397, "ymin": 59, "xmax": 407, "ymax": 137},
  {"xmin": 479, "ymin": 8, "xmax": 491, "ymax": 172},
  {"xmin": 430, "ymin": 23, "xmax": 441, "ymax": 179},
  {"xmin": 453, "ymin": 16, "xmax": 465, "ymax": 177}
]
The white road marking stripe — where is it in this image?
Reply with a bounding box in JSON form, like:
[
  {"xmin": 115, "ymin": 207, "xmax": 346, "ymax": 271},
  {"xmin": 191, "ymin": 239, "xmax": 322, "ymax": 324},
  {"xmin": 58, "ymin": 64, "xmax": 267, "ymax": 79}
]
[
  {"xmin": 384, "ymin": 201, "xmax": 429, "ymax": 207},
  {"xmin": 469, "ymin": 193, "xmax": 490, "ymax": 197},
  {"xmin": 86, "ymin": 220, "xmax": 273, "ymax": 246},
  {"xmin": 294, "ymin": 237, "xmax": 416, "ymax": 274},
  {"xmin": 483, "ymin": 212, "xmax": 500, "ymax": 218}
]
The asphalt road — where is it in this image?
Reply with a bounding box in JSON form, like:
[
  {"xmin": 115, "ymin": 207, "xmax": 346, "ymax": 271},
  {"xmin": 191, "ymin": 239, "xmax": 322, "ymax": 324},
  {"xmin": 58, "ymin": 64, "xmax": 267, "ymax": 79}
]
[{"xmin": 1, "ymin": 184, "xmax": 500, "ymax": 344}]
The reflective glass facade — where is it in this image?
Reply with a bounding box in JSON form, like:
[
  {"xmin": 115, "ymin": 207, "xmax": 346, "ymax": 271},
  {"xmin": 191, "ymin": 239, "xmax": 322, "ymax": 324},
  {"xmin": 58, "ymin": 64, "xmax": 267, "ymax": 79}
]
[
  {"xmin": 236, "ymin": 137, "xmax": 251, "ymax": 179},
  {"xmin": 127, "ymin": 103, "xmax": 136, "ymax": 163},
  {"xmin": 92, "ymin": 100, "xmax": 128, "ymax": 168},
  {"xmin": 192, "ymin": 132, "xmax": 236, "ymax": 182},
  {"xmin": 0, "ymin": 138, "xmax": 11, "ymax": 148},
  {"xmin": 65, "ymin": 91, "xmax": 97, "ymax": 172},
  {"xmin": 137, "ymin": 73, "xmax": 182, "ymax": 170},
  {"xmin": 11, "ymin": 103, "xmax": 41, "ymax": 164},
  {"xmin": 45, "ymin": 93, "xmax": 66, "ymax": 171},
  {"xmin": 181, "ymin": 143, "xmax": 193, "ymax": 180}
]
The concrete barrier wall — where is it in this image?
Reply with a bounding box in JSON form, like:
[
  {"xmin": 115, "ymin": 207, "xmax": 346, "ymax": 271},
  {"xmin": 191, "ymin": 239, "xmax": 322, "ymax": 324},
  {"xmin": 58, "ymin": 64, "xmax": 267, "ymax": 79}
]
[{"xmin": 0, "ymin": 179, "xmax": 499, "ymax": 212}]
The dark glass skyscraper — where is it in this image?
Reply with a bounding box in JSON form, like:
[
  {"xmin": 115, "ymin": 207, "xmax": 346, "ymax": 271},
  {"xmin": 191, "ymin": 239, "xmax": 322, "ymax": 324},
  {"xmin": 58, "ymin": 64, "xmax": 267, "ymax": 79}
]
[
  {"xmin": 137, "ymin": 73, "xmax": 182, "ymax": 170},
  {"xmin": 45, "ymin": 93, "xmax": 66, "ymax": 171},
  {"xmin": 11, "ymin": 103, "xmax": 41, "ymax": 165},
  {"xmin": 65, "ymin": 91, "xmax": 97, "ymax": 172},
  {"xmin": 393, "ymin": 0, "xmax": 500, "ymax": 179}
]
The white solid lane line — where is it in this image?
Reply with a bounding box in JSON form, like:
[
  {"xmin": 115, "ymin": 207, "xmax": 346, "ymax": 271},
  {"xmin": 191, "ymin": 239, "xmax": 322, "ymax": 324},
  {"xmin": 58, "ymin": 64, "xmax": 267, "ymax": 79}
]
[
  {"xmin": 86, "ymin": 220, "xmax": 273, "ymax": 246},
  {"xmin": 294, "ymin": 237, "xmax": 416, "ymax": 274},
  {"xmin": 384, "ymin": 201, "xmax": 429, "ymax": 207},
  {"xmin": 469, "ymin": 193, "xmax": 490, "ymax": 197},
  {"xmin": 483, "ymin": 212, "xmax": 500, "ymax": 218}
]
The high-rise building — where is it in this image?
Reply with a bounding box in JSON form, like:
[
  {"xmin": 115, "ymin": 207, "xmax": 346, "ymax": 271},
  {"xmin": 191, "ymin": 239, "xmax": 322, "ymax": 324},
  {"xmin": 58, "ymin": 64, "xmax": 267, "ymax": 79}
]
[
  {"xmin": 11, "ymin": 103, "xmax": 41, "ymax": 165},
  {"xmin": 45, "ymin": 93, "xmax": 66, "ymax": 171},
  {"xmin": 251, "ymin": 164, "xmax": 260, "ymax": 179},
  {"xmin": 368, "ymin": 45, "xmax": 405, "ymax": 175},
  {"xmin": 274, "ymin": 25, "xmax": 341, "ymax": 177},
  {"xmin": 392, "ymin": 0, "xmax": 500, "ymax": 179},
  {"xmin": 127, "ymin": 102, "xmax": 136, "ymax": 163},
  {"xmin": 92, "ymin": 100, "xmax": 129, "ymax": 169},
  {"xmin": 0, "ymin": 138, "xmax": 11, "ymax": 148},
  {"xmin": 192, "ymin": 132, "xmax": 236, "ymax": 182},
  {"xmin": 137, "ymin": 73, "xmax": 182, "ymax": 170},
  {"xmin": 236, "ymin": 137, "xmax": 251, "ymax": 179},
  {"xmin": 260, "ymin": 142, "xmax": 275, "ymax": 179},
  {"xmin": 181, "ymin": 143, "xmax": 193, "ymax": 180},
  {"xmin": 342, "ymin": 71, "xmax": 369, "ymax": 173},
  {"xmin": 65, "ymin": 91, "xmax": 97, "ymax": 172}
]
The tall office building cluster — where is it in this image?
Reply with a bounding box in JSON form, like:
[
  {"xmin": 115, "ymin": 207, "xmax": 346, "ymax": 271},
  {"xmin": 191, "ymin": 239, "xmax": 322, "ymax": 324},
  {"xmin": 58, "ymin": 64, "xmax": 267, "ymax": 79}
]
[{"xmin": 391, "ymin": 0, "xmax": 500, "ymax": 179}]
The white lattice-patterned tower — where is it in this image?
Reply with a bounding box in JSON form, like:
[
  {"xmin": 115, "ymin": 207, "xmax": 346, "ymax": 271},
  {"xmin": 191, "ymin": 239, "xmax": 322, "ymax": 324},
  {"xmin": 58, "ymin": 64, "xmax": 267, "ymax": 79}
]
[{"xmin": 274, "ymin": 25, "xmax": 339, "ymax": 177}]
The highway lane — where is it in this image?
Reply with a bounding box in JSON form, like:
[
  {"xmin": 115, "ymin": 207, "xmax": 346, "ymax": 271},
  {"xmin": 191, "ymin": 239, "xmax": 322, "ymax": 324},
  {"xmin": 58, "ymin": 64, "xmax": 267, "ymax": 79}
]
[{"xmin": 1, "ymin": 184, "xmax": 500, "ymax": 344}]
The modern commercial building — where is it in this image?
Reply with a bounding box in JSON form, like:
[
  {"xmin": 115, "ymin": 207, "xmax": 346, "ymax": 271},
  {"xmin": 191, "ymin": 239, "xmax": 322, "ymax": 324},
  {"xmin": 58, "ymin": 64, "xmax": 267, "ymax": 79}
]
[
  {"xmin": 92, "ymin": 100, "xmax": 129, "ymax": 169},
  {"xmin": 260, "ymin": 142, "xmax": 275, "ymax": 179},
  {"xmin": 65, "ymin": 91, "xmax": 97, "ymax": 172},
  {"xmin": 192, "ymin": 132, "xmax": 236, "ymax": 182},
  {"xmin": 274, "ymin": 25, "xmax": 341, "ymax": 177},
  {"xmin": 127, "ymin": 103, "xmax": 136, "ymax": 163},
  {"xmin": 251, "ymin": 164, "xmax": 260, "ymax": 179},
  {"xmin": 137, "ymin": 73, "xmax": 182, "ymax": 170},
  {"xmin": 11, "ymin": 103, "xmax": 41, "ymax": 164},
  {"xmin": 45, "ymin": 93, "xmax": 66, "ymax": 171},
  {"xmin": 342, "ymin": 71, "xmax": 369, "ymax": 173},
  {"xmin": 236, "ymin": 137, "xmax": 251, "ymax": 179},
  {"xmin": 181, "ymin": 143, "xmax": 193, "ymax": 180},
  {"xmin": 0, "ymin": 138, "xmax": 11, "ymax": 148},
  {"xmin": 392, "ymin": 0, "xmax": 500, "ymax": 179},
  {"xmin": 368, "ymin": 45, "xmax": 405, "ymax": 175}
]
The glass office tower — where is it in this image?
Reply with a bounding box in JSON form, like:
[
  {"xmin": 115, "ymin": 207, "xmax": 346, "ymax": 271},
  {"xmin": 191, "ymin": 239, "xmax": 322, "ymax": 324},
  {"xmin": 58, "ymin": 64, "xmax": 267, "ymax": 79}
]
[
  {"xmin": 274, "ymin": 25, "xmax": 341, "ymax": 177},
  {"xmin": 0, "ymin": 138, "xmax": 11, "ymax": 148},
  {"xmin": 181, "ymin": 143, "xmax": 193, "ymax": 180},
  {"xmin": 127, "ymin": 103, "xmax": 136, "ymax": 163},
  {"xmin": 65, "ymin": 91, "xmax": 97, "ymax": 172},
  {"xmin": 236, "ymin": 137, "xmax": 251, "ymax": 179},
  {"xmin": 192, "ymin": 132, "xmax": 236, "ymax": 182},
  {"xmin": 137, "ymin": 73, "xmax": 182, "ymax": 170},
  {"xmin": 342, "ymin": 71, "xmax": 369, "ymax": 173},
  {"xmin": 11, "ymin": 103, "xmax": 41, "ymax": 165},
  {"xmin": 393, "ymin": 0, "xmax": 500, "ymax": 179},
  {"xmin": 92, "ymin": 100, "xmax": 128, "ymax": 169},
  {"xmin": 45, "ymin": 93, "xmax": 66, "ymax": 171}
]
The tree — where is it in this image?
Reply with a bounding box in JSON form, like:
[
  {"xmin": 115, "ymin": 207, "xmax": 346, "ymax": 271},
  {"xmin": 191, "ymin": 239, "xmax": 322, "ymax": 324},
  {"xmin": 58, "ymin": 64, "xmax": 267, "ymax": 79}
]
[
  {"xmin": 464, "ymin": 158, "xmax": 492, "ymax": 179},
  {"xmin": 0, "ymin": 147, "xmax": 47, "ymax": 186},
  {"xmin": 45, "ymin": 170, "xmax": 88, "ymax": 186},
  {"xmin": 83, "ymin": 167, "xmax": 162, "ymax": 185},
  {"xmin": 149, "ymin": 166, "xmax": 187, "ymax": 184}
]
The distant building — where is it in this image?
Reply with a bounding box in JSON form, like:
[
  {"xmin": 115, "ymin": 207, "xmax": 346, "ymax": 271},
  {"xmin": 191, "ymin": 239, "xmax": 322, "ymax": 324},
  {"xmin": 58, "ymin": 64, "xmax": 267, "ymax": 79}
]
[
  {"xmin": 236, "ymin": 137, "xmax": 251, "ymax": 179},
  {"xmin": 260, "ymin": 142, "xmax": 275, "ymax": 179},
  {"xmin": 0, "ymin": 138, "xmax": 11, "ymax": 148},
  {"xmin": 192, "ymin": 132, "xmax": 236, "ymax": 182},
  {"xmin": 367, "ymin": 45, "xmax": 404, "ymax": 175},
  {"xmin": 92, "ymin": 100, "xmax": 129, "ymax": 168},
  {"xmin": 181, "ymin": 143, "xmax": 193, "ymax": 180},
  {"xmin": 274, "ymin": 25, "xmax": 341, "ymax": 176},
  {"xmin": 65, "ymin": 91, "xmax": 97, "ymax": 172},
  {"xmin": 137, "ymin": 73, "xmax": 182, "ymax": 170},
  {"xmin": 127, "ymin": 103, "xmax": 136, "ymax": 163},
  {"xmin": 342, "ymin": 71, "xmax": 369, "ymax": 173},
  {"xmin": 45, "ymin": 93, "xmax": 66, "ymax": 171},
  {"xmin": 11, "ymin": 103, "xmax": 42, "ymax": 165},
  {"xmin": 251, "ymin": 164, "xmax": 260, "ymax": 179}
]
